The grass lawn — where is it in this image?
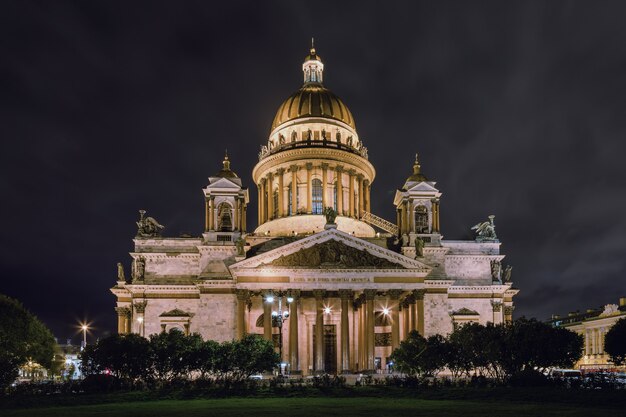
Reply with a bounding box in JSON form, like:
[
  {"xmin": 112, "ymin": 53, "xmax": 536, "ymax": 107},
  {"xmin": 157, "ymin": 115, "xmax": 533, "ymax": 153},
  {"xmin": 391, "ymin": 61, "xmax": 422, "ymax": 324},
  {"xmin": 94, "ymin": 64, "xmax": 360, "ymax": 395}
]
[{"xmin": 2, "ymin": 397, "xmax": 622, "ymax": 417}]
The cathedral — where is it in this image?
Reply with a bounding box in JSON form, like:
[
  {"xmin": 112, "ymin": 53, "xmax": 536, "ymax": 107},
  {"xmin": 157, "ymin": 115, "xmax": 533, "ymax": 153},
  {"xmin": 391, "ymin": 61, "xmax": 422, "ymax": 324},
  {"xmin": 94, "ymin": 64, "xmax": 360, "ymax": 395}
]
[{"xmin": 111, "ymin": 46, "xmax": 518, "ymax": 374}]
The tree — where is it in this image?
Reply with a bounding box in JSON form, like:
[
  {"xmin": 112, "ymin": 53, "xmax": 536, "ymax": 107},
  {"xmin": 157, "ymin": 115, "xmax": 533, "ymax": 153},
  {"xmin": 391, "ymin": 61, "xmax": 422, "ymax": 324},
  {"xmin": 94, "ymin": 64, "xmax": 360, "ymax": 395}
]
[
  {"xmin": 605, "ymin": 317, "xmax": 626, "ymax": 366},
  {"xmin": 389, "ymin": 331, "xmax": 429, "ymax": 376},
  {"xmin": 80, "ymin": 333, "xmax": 151, "ymax": 382},
  {"xmin": 148, "ymin": 329, "xmax": 191, "ymax": 381},
  {"xmin": 224, "ymin": 334, "xmax": 279, "ymax": 380},
  {"xmin": 0, "ymin": 294, "xmax": 56, "ymax": 390}
]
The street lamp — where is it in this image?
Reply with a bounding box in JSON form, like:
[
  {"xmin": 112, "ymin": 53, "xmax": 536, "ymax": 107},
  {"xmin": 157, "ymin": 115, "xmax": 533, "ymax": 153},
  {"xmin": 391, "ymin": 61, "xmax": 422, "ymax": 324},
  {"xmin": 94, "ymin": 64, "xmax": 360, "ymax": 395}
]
[
  {"xmin": 78, "ymin": 322, "xmax": 89, "ymax": 349},
  {"xmin": 267, "ymin": 293, "xmax": 291, "ymax": 375}
]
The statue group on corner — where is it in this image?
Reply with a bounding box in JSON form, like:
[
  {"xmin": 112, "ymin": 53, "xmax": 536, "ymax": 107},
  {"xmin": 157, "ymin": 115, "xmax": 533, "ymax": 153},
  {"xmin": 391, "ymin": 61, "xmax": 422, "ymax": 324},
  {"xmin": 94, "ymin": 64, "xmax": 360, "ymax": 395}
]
[
  {"xmin": 490, "ymin": 259, "xmax": 513, "ymax": 283},
  {"xmin": 136, "ymin": 210, "xmax": 164, "ymax": 238},
  {"xmin": 472, "ymin": 215, "xmax": 498, "ymax": 242}
]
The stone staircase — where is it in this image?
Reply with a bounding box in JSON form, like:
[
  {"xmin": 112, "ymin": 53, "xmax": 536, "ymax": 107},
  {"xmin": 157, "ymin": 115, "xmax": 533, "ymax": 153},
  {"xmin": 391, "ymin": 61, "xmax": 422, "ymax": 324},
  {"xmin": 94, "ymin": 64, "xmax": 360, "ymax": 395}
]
[{"xmin": 361, "ymin": 211, "xmax": 398, "ymax": 235}]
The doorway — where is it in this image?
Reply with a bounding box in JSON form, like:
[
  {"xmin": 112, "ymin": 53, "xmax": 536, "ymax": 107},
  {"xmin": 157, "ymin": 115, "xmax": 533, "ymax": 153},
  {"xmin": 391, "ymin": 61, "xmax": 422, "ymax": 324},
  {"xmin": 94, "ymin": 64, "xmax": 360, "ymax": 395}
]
[{"xmin": 313, "ymin": 324, "xmax": 337, "ymax": 374}]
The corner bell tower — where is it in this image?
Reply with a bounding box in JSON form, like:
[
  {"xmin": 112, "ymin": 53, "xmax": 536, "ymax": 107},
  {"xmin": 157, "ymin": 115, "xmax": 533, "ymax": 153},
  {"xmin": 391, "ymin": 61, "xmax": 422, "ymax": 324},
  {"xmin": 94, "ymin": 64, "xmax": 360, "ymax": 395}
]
[
  {"xmin": 203, "ymin": 152, "xmax": 249, "ymax": 243},
  {"xmin": 393, "ymin": 153, "xmax": 442, "ymax": 247}
]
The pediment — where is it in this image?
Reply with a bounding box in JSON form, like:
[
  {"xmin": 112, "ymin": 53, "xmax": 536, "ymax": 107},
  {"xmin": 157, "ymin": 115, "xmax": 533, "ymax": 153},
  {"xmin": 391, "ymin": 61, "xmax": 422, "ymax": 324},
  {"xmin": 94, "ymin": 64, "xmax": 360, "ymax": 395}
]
[
  {"xmin": 231, "ymin": 228, "xmax": 430, "ymax": 272},
  {"xmin": 206, "ymin": 177, "xmax": 241, "ymax": 189},
  {"xmin": 405, "ymin": 181, "xmax": 439, "ymax": 193}
]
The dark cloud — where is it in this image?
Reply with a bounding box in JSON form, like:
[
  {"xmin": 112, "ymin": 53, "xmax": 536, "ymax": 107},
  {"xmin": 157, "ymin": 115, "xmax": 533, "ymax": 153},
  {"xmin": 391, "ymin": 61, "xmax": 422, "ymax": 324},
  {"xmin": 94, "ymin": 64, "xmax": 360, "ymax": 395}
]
[{"xmin": 1, "ymin": 0, "xmax": 625, "ymax": 340}]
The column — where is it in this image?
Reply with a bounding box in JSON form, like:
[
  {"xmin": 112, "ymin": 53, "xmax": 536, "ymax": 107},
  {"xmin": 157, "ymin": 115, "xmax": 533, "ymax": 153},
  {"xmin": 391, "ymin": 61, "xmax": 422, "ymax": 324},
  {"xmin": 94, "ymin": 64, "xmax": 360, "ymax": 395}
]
[
  {"xmin": 414, "ymin": 290, "xmax": 425, "ymax": 336},
  {"xmin": 357, "ymin": 174, "xmax": 364, "ymax": 218},
  {"xmin": 504, "ymin": 305, "xmax": 514, "ymax": 323},
  {"xmin": 257, "ymin": 185, "xmax": 262, "ymax": 226},
  {"xmin": 432, "ymin": 199, "xmax": 440, "ymax": 233},
  {"xmin": 236, "ymin": 290, "xmax": 248, "ymax": 340},
  {"xmin": 209, "ymin": 197, "xmax": 215, "ymax": 231},
  {"xmin": 402, "ymin": 301, "xmax": 409, "ymax": 340},
  {"xmin": 267, "ymin": 173, "xmax": 274, "ymax": 220},
  {"xmin": 290, "ymin": 165, "xmax": 298, "ymax": 215},
  {"xmin": 289, "ymin": 290, "xmax": 300, "ymax": 373},
  {"xmin": 400, "ymin": 202, "xmax": 407, "ymax": 235},
  {"xmin": 204, "ymin": 199, "xmax": 210, "ymax": 232},
  {"xmin": 134, "ymin": 301, "xmax": 147, "ymax": 337},
  {"xmin": 313, "ymin": 290, "xmax": 325, "ymax": 373},
  {"xmin": 306, "ymin": 163, "xmax": 313, "ymax": 214},
  {"xmin": 339, "ymin": 290, "xmax": 352, "ymax": 373},
  {"xmin": 348, "ymin": 169, "xmax": 355, "ymax": 218},
  {"xmin": 407, "ymin": 295, "xmax": 416, "ymax": 332},
  {"xmin": 364, "ymin": 289, "xmax": 376, "ymax": 370},
  {"xmin": 585, "ymin": 330, "xmax": 591, "ymax": 356},
  {"xmin": 234, "ymin": 197, "xmax": 240, "ymax": 231},
  {"xmin": 242, "ymin": 205, "xmax": 247, "ymax": 232},
  {"xmin": 388, "ymin": 290, "xmax": 402, "ymax": 350},
  {"xmin": 115, "ymin": 307, "xmax": 130, "ymax": 335},
  {"xmin": 277, "ymin": 168, "xmax": 285, "ymax": 218},
  {"xmin": 396, "ymin": 209, "xmax": 402, "ymax": 237},
  {"xmin": 364, "ymin": 180, "xmax": 371, "ymax": 213},
  {"xmin": 263, "ymin": 294, "xmax": 272, "ymax": 342},
  {"xmin": 260, "ymin": 179, "xmax": 266, "ymax": 224},
  {"xmin": 321, "ymin": 163, "xmax": 328, "ymax": 210},
  {"xmin": 336, "ymin": 166, "xmax": 343, "ymax": 215},
  {"xmin": 409, "ymin": 201, "xmax": 415, "ymax": 233},
  {"xmin": 358, "ymin": 299, "xmax": 365, "ymax": 370}
]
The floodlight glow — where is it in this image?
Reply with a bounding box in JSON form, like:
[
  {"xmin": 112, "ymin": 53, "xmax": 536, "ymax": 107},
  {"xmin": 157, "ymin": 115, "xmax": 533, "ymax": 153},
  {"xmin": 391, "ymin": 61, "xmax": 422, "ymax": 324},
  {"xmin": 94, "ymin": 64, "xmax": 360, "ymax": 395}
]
[
  {"xmin": 324, "ymin": 307, "xmax": 331, "ymax": 314},
  {"xmin": 266, "ymin": 296, "xmax": 274, "ymax": 303},
  {"xmin": 382, "ymin": 308, "xmax": 390, "ymax": 315},
  {"xmin": 287, "ymin": 297, "xmax": 294, "ymax": 303}
]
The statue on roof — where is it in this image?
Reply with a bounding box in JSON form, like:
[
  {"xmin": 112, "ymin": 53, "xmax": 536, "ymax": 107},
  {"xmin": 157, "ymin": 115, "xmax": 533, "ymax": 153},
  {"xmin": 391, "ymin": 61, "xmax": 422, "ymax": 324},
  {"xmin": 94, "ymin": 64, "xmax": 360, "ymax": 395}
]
[
  {"xmin": 323, "ymin": 207, "xmax": 337, "ymax": 225},
  {"xmin": 503, "ymin": 265, "xmax": 513, "ymax": 283},
  {"xmin": 471, "ymin": 215, "xmax": 498, "ymax": 242},
  {"xmin": 136, "ymin": 210, "xmax": 164, "ymax": 238},
  {"xmin": 117, "ymin": 262, "xmax": 126, "ymax": 282},
  {"xmin": 415, "ymin": 236, "xmax": 424, "ymax": 258}
]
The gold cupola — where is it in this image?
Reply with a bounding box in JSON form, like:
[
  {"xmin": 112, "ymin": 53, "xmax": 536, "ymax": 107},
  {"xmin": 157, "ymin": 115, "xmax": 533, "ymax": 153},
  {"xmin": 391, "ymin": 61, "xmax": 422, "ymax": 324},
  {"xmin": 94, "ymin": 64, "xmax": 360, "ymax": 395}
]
[{"xmin": 252, "ymin": 44, "xmax": 376, "ymax": 238}]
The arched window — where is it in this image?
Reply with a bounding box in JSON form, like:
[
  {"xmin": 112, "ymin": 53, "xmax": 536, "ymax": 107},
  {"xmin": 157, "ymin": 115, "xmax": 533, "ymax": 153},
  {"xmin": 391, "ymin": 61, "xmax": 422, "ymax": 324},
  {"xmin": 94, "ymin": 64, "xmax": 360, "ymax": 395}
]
[
  {"xmin": 273, "ymin": 190, "xmax": 279, "ymax": 218},
  {"xmin": 217, "ymin": 202, "xmax": 232, "ymax": 231},
  {"xmin": 312, "ymin": 179, "xmax": 323, "ymax": 214},
  {"xmin": 415, "ymin": 205, "xmax": 429, "ymax": 233}
]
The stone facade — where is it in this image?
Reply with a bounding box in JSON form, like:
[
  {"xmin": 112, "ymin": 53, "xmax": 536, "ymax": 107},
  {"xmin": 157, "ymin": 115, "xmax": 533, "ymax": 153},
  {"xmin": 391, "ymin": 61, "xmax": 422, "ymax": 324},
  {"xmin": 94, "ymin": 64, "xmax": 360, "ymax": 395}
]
[{"xmin": 111, "ymin": 46, "xmax": 519, "ymax": 374}]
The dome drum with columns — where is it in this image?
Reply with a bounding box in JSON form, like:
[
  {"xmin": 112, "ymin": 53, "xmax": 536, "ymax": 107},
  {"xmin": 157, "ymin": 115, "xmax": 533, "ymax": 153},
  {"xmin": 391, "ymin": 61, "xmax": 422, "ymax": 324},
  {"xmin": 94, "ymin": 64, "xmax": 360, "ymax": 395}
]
[
  {"xmin": 111, "ymin": 44, "xmax": 519, "ymax": 377},
  {"xmin": 254, "ymin": 46, "xmax": 375, "ymax": 238}
]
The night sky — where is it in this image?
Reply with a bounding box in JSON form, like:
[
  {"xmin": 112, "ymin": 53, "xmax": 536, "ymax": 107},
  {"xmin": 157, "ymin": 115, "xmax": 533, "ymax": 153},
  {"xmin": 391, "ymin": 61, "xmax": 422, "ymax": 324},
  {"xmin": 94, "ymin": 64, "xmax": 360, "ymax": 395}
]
[{"xmin": 2, "ymin": 1, "xmax": 626, "ymax": 343}]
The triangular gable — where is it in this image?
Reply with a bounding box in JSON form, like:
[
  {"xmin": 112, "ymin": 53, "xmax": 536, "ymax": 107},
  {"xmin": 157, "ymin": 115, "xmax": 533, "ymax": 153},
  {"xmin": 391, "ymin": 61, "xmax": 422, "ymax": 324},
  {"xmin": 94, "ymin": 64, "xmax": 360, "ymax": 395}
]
[
  {"xmin": 405, "ymin": 181, "xmax": 439, "ymax": 193},
  {"xmin": 231, "ymin": 228, "xmax": 430, "ymax": 271},
  {"xmin": 206, "ymin": 177, "xmax": 242, "ymax": 189}
]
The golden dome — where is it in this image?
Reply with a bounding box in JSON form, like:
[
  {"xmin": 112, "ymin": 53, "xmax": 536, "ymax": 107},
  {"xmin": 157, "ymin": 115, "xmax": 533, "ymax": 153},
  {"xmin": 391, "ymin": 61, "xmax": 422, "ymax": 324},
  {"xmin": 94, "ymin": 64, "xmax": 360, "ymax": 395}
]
[
  {"xmin": 271, "ymin": 84, "xmax": 356, "ymax": 131},
  {"xmin": 406, "ymin": 153, "xmax": 427, "ymax": 183},
  {"xmin": 214, "ymin": 152, "xmax": 239, "ymax": 179}
]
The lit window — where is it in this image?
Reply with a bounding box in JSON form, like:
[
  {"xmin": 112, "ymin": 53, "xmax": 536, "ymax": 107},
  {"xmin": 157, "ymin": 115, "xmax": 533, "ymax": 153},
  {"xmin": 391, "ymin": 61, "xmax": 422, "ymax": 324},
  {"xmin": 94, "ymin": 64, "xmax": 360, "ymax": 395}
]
[
  {"xmin": 312, "ymin": 179, "xmax": 323, "ymax": 214},
  {"xmin": 415, "ymin": 205, "xmax": 429, "ymax": 233}
]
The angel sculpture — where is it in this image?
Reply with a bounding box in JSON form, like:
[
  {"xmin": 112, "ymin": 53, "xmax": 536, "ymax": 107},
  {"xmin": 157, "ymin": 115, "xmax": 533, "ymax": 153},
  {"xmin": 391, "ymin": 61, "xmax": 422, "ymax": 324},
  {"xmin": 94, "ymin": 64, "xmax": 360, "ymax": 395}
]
[
  {"xmin": 471, "ymin": 215, "xmax": 498, "ymax": 242},
  {"xmin": 136, "ymin": 210, "xmax": 165, "ymax": 238}
]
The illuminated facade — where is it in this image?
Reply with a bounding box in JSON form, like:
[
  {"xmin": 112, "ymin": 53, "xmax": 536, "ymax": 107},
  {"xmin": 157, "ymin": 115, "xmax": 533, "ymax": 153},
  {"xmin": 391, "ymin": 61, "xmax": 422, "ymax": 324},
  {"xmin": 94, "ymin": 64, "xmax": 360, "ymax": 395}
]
[
  {"xmin": 552, "ymin": 298, "xmax": 626, "ymax": 370},
  {"xmin": 111, "ymin": 46, "xmax": 519, "ymax": 374}
]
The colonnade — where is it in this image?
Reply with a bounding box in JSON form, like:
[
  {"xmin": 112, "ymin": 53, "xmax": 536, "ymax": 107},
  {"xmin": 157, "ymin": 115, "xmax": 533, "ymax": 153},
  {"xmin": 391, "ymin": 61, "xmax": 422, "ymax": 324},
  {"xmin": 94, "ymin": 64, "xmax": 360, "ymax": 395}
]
[
  {"xmin": 204, "ymin": 196, "xmax": 247, "ymax": 232},
  {"xmin": 397, "ymin": 198, "xmax": 440, "ymax": 236},
  {"xmin": 257, "ymin": 163, "xmax": 371, "ymax": 225},
  {"xmin": 235, "ymin": 289, "xmax": 425, "ymax": 374},
  {"xmin": 584, "ymin": 327, "xmax": 608, "ymax": 356}
]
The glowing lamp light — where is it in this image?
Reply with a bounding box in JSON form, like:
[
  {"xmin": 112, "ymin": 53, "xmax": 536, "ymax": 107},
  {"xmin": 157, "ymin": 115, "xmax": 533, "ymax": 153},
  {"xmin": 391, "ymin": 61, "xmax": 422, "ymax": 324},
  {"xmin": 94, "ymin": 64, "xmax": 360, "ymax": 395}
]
[
  {"xmin": 81, "ymin": 325, "xmax": 88, "ymax": 331},
  {"xmin": 324, "ymin": 307, "xmax": 332, "ymax": 314},
  {"xmin": 287, "ymin": 297, "xmax": 294, "ymax": 303},
  {"xmin": 137, "ymin": 316, "xmax": 144, "ymax": 323},
  {"xmin": 382, "ymin": 308, "xmax": 390, "ymax": 315},
  {"xmin": 266, "ymin": 296, "xmax": 275, "ymax": 303},
  {"xmin": 271, "ymin": 311, "xmax": 278, "ymax": 317}
]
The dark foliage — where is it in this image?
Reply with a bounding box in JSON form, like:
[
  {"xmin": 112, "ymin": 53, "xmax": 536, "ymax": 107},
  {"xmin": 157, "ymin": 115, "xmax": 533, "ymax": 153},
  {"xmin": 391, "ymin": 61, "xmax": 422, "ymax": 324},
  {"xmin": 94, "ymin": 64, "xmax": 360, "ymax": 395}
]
[{"xmin": 604, "ymin": 318, "xmax": 626, "ymax": 366}]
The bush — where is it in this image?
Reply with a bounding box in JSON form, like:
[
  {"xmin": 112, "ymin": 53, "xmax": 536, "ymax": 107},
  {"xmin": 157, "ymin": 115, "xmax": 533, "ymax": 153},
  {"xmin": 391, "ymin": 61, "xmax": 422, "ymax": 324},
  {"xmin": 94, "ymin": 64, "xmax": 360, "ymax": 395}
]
[{"xmin": 509, "ymin": 369, "xmax": 551, "ymax": 387}]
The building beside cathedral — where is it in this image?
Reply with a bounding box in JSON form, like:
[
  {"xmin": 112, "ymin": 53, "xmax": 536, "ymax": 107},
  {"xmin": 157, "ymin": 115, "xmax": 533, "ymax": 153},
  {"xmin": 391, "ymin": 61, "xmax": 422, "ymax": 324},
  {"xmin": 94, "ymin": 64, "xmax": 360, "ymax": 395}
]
[{"xmin": 111, "ymin": 46, "xmax": 519, "ymax": 374}]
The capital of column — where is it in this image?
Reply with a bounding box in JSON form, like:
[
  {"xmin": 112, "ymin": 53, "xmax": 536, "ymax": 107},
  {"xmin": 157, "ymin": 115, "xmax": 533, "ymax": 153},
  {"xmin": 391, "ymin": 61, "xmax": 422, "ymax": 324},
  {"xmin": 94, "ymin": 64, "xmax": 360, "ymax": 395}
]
[
  {"xmin": 312, "ymin": 289, "xmax": 326, "ymax": 300},
  {"xmin": 335, "ymin": 165, "xmax": 344, "ymax": 173},
  {"xmin": 347, "ymin": 168, "xmax": 356, "ymax": 177},
  {"xmin": 276, "ymin": 168, "xmax": 286, "ymax": 175},
  {"xmin": 338, "ymin": 289, "xmax": 354, "ymax": 300},
  {"xmin": 289, "ymin": 164, "xmax": 299, "ymax": 173},
  {"xmin": 133, "ymin": 300, "xmax": 147, "ymax": 313},
  {"xmin": 305, "ymin": 162, "xmax": 313, "ymax": 170},
  {"xmin": 387, "ymin": 289, "xmax": 403, "ymax": 300},
  {"xmin": 504, "ymin": 305, "xmax": 515, "ymax": 315},
  {"xmin": 491, "ymin": 300, "xmax": 503, "ymax": 312},
  {"xmin": 288, "ymin": 289, "xmax": 301, "ymax": 299},
  {"xmin": 115, "ymin": 306, "xmax": 131, "ymax": 317},
  {"xmin": 363, "ymin": 179, "xmax": 370, "ymax": 186},
  {"xmin": 356, "ymin": 173, "xmax": 364, "ymax": 181},
  {"xmin": 412, "ymin": 289, "xmax": 426, "ymax": 300},
  {"xmin": 236, "ymin": 289, "xmax": 250, "ymax": 301},
  {"xmin": 320, "ymin": 162, "xmax": 329, "ymax": 170},
  {"xmin": 363, "ymin": 289, "xmax": 377, "ymax": 301}
]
